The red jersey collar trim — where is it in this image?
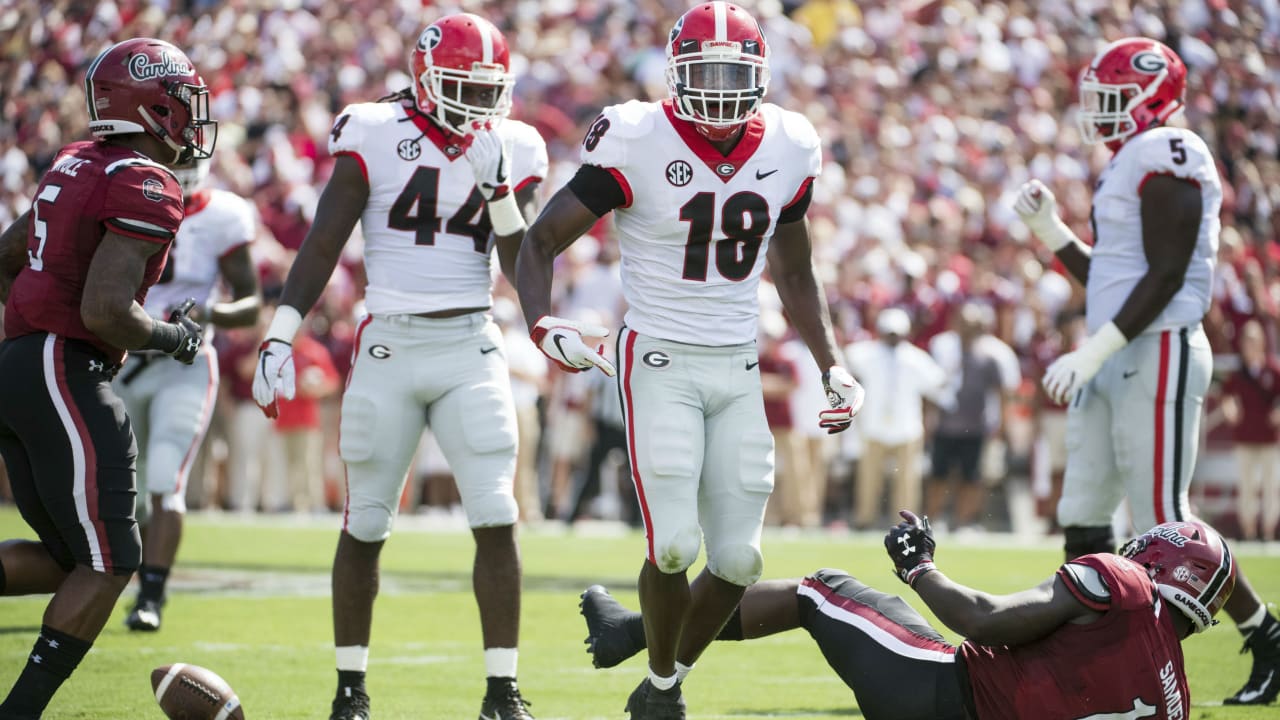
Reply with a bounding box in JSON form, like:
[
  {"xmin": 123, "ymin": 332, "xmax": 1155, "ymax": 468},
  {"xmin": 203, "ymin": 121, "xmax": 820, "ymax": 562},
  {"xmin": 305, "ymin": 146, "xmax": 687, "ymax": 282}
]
[
  {"xmin": 662, "ymin": 99, "xmax": 765, "ymax": 183},
  {"xmin": 403, "ymin": 102, "xmax": 467, "ymax": 161},
  {"xmin": 184, "ymin": 188, "xmax": 212, "ymax": 215}
]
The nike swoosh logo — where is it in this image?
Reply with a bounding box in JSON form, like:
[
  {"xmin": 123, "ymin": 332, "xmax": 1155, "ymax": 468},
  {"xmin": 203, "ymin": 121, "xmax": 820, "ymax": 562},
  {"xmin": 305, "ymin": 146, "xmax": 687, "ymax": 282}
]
[
  {"xmin": 745, "ymin": 360, "xmax": 760, "ymax": 371},
  {"xmin": 479, "ymin": 714, "xmax": 498, "ymax": 720},
  {"xmin": 755, "ymin": 169, "xmax": 778, "ymax": 180},
  {"xmin": 552, "ymin": 334, "xmax": 572, "ymax": 362},
  {"xmin": 480, "ymin": 346, "xmax": 499, "ymax": 354},
  {"xmin": 1234, "ymin": 670, "xmax": 1275, "ymax": 703},
  {"xmin": 259, "ymin": 352, "xmax": 273, "ymax": 376},
  {"xmin": 1123, "ymin": 370, "xmax": 1138, "ymax": 379}
]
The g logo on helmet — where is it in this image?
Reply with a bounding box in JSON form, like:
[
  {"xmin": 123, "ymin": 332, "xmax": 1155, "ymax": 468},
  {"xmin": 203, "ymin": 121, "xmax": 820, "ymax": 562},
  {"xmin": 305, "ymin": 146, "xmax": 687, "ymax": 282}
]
[
  {"xmin": 417, "ymin": 25, "xmax": 443, "ymax": 52},
  {"xmin": 1131, "ymin": 51, "xmax": 1167, "ymax": 74}
]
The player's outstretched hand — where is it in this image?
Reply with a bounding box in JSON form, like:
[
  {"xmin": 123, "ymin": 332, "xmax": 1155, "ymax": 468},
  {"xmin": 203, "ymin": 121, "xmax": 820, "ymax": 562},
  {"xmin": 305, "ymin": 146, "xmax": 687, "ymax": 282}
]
[
  {"xmin": 1013, "ymin": 179, "xmax": 1075, "ymax": 252},
  {"xmin": 885, "ymin": 510, "xmax": 937, "ymax": 587},
  {"xmin": 1041, "ymin": 322, "xmax": 1127, "ymax": 405},
  {"xmin": 252, "ymin": 339, "xmax": 296, "ymax": 419},
  {"xmin": 165, "ymin": 298, "xmax": 204, "ymax": 365},
  {"xmin": 531, "ymin": 315, "xmax": 616, "ymax": 377},
  {"xmin": 818, "ymin": 366, "xmax": 864, "ymax": 434},
  {"xmin": 464, "ymin": 121, "xmax": 510, "ymax": 201}
]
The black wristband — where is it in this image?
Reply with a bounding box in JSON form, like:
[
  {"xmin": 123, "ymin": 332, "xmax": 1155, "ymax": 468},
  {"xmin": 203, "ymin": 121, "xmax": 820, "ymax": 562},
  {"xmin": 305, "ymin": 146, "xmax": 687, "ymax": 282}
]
[{"xmin": 141, "ymin": 319, "xmax": 182, "ymax": 353}]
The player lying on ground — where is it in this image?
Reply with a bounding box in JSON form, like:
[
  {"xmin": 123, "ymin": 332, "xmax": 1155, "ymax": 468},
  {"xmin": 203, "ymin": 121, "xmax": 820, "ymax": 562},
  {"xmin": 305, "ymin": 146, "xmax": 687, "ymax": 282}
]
[{"xmin": 581, "ymin": 514, "xmax": 1235, "ymax": 720}]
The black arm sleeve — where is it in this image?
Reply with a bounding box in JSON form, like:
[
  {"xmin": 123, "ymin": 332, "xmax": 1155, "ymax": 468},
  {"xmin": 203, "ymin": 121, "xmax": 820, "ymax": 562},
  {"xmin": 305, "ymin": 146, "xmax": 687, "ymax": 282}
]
[
  {"xmin": 777, "ymin": 179, "xmax": 814, "ymax": 225},
  {"xmin": 567, "ymin": 164, "xmax": 627, "ymax": 217}
]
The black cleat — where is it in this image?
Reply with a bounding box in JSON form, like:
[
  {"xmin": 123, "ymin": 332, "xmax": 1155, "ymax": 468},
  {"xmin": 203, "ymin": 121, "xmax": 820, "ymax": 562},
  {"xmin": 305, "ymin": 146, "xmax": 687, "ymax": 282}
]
[
  {"xmin": 124, "ymin": 598, "xmax": 162, "ymax": 632},
  {"xmin": 330, "ymin": 685, "xmax": 371, "ymax": 720},
  {"xmin": 580, "ymin": 585, "xmax": 643, "ymax": 669},
  {"xmin": 1225, "ymin": 613, "xmax": 1280, "ymax": 705},
  {"xmin": 479, "ymin": 677, "xmax": 534, "ymax": 719},
  {"xmin": 625, "ymin": 678, "xmax": 685, "ymax": 720}
]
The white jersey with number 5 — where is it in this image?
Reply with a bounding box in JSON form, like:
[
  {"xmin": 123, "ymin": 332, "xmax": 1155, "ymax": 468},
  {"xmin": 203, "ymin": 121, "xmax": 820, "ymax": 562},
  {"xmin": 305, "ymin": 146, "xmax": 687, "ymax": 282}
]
[
  {"xmin": 142, "ymin": 188, "xmax": 255, "ymax": 321},
  {"xmin": 581, "ymin": 99, "xmax": 821, "ymax": 346},
  {"xmin": 1086, "ymin": 126, "xmax": 1221, "ymax": 335},
  {"xmin": 329, "ymin": 100, "xmax": 548, "ymax": 315}
]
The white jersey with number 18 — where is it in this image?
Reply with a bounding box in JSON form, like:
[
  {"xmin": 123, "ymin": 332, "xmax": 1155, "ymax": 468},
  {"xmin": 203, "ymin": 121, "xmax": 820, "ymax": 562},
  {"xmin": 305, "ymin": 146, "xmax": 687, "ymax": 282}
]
[
  {"xmin": 581, "ymin": 99, "xmax": 821, "ymax": 346},
  {"xmin": 1086, "ymin": 126, "xmax": 1221, "ymax": 335},
  {"xmin": 330, "ymin": 100, "xmax": 548, "ymax": 315}
]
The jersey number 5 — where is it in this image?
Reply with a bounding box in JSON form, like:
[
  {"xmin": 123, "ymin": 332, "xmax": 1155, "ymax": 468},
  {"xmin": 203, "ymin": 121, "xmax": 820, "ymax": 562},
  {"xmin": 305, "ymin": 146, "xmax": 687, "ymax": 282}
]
[
  {"xmin": 389, "ymin": 166, "xmax": 493, "ymax": 252},
  {"xmin": 680, "ymin": 191, "xmax": 770, "ymax": 282},
  {"xmin": 28, "ymin": 184, "xmax": 62, "ymax": 272}
]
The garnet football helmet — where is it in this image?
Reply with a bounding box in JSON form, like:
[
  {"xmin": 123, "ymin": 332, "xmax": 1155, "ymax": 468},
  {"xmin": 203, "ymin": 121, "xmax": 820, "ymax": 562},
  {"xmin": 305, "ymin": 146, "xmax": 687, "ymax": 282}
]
[
  {"xmin": 410, "ymin": 14, "xmax": 514, "ymax": 136},
  {"xmin": 1077, "ymin": 37, "xmax": 1186, "ymax": 151},
  {"xmin": 1121, "ymin": 521, "xmax": 1236, "ymax": 634},
  {"xmin": 85, "ymin": 38, "xmax": 216, "ymax": 164},
  {"xmin": 666, "ymin": 1, "xmax": 770, "ymax": 141}
]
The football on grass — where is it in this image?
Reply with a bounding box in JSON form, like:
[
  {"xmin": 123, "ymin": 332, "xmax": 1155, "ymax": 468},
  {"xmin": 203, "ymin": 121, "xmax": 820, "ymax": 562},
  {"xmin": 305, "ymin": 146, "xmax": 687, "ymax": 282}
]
[{"xmin": 151, "ymin": 663, "xmax": 245, "ymax": 719}]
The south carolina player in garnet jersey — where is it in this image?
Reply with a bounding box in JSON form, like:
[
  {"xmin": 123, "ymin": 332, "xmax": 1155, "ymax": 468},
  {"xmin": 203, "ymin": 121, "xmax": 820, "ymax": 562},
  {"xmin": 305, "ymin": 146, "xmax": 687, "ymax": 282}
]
[
  {"xmin": 1016, "ymin": 37, "xmax": 1280, "ymax": 706},
  {"xmin": 250, "ymin": 13, "xmax": 545, "ymax": 720},
  {"xmin": 115, "ymin": 157, "xmax": 261, "ymax": 634},
  {"xmin": 0, "ymin": 38, "xmax": 213, "ymax": 717},
  {"xmin": 581, "ymin": 517, "xmax": 1237, "ymax": 720},
  {"xmin": 515, "ymin": 3, "xmax": 863, "ymax": 717}
]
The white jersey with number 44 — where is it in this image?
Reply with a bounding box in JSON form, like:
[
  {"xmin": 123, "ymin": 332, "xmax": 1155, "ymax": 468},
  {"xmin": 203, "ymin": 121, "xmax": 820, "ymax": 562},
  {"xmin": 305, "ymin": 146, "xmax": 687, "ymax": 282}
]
[
  {"xmin": 582, "ymin": 99, "xmax": 821, "ymax": 346},
  {"xmin": 1086, "ymin": 126, "xmax": 1221, "ymax": 335},
  {"xmin": 142, "ymin": 187, "xmax": 255, "ymax": 321},
  {"xmin": 329, "ymin": 101, "xmax": 548, "ymax": 316}
]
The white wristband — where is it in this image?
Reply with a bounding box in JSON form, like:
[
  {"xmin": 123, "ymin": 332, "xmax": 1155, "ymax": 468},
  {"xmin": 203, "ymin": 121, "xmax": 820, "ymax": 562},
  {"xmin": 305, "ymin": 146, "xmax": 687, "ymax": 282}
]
[
  {"xmin": 486, "ymin": 192, "xmax": 527, "ymax": 237},
  {"xmin": 1079, "ymin": 321, "xmax": 1128, "ymax": 364},
  {"xmin": 1030, "ymin": 214, "xmax": 1079, "ymax": 253},
  {"xmin": 264, "ymin": 304, "xmax": 303, "ymax": 344}
]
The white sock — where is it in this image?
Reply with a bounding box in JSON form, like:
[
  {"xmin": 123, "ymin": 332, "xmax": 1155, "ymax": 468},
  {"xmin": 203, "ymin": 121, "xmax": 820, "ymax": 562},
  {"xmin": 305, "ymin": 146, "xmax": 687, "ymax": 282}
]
[
  {"xmin": 674, "ymin": 661, "xmax": 694, "ymax": 682},
  {"xmin": 649, "ymin": 670, "xmax": 678, "ymax": 691},
  {"xmin": 484, "ymin": 647, "xmax": 518, "ymax": 678},
  {"xmin": 336, "ymin": 645, "xmax": 369, "ymax": 672},
  {"xmin": 1238, "ymin": 605, "xmax": 1267, "ymax": 632}
]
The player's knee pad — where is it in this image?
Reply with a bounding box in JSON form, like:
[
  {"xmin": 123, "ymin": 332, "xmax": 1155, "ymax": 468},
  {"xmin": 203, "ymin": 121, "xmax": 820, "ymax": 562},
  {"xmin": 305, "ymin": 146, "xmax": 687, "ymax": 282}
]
[
  {"xmin": 463, "ymin": 492, "xmax": 519, "ymax": 529},
  {"xmin": 651, "ymin": 524, "xmax": 703, "ymax": 574},
  {"xmin": 707, "ymin": 543, "xmax": 764, "ymax": 587},
  {"xmin": 344, "ymin": 504, "xmax": 395, "ymax": 543},
  {"xmin": 1063, "ymin": 525, "xmax": 1114, "ymax": 560}
]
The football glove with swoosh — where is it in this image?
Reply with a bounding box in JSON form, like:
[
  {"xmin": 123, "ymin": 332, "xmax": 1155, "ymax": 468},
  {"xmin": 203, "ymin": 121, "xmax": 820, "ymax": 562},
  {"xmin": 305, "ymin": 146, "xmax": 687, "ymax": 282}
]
[
  {"xmin": 252, "ymin": 339, "xmax": 296, "ymax": 419},
  {"xmin": 531, "ymin": 315, "xmax": 615, "ymax": 376},
  {"xmin": 818, "ymin": 366, "xmax": 864, "ymax": 434}
]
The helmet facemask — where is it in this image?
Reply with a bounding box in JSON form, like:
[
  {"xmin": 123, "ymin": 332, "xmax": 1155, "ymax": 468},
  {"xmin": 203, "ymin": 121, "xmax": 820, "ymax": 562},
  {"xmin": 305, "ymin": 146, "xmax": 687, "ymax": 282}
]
[
  {"xmin": 418, "ymin": 64, "xmax": 513, "ymax": 136},
  {"xmin": 667, "ymin": 45, "xmax": 768, "ymax": 141},
  {"xmin": 143, "ymin": 80, "xmax": 218, "ymax": 164}
]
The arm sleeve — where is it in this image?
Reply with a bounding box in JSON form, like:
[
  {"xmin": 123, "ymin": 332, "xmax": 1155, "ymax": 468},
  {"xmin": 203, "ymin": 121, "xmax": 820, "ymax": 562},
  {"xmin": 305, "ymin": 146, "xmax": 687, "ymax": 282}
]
[
  {"xmin": 567, "ymin": 164, "xmax": 628, "ymax": 217},
  {"xmin": 100, "ymin": 165, "xmax": 183, "ymax": 243},
  {"xmin": 778, "ymin": 179, "xmax": 814, "ymax": 224}
]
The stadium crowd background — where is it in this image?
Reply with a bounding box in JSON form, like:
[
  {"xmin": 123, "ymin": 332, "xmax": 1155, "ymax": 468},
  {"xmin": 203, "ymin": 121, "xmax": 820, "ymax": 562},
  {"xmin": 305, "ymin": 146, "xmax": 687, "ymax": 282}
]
[{"xmin": 1, "ymin": 0, "xmax": 1277, "ymax": 538}]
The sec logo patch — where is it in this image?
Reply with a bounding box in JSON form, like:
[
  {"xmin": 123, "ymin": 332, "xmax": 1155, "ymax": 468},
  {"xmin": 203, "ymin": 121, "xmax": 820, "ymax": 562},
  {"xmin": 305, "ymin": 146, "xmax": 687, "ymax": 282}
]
[
  {"xmin": 397, "ymin": 139, "xmax": 421, "ymax": 161},
  {"xmin": 666, "ymin": 160, "xmax": 692, "ymax": 187}
]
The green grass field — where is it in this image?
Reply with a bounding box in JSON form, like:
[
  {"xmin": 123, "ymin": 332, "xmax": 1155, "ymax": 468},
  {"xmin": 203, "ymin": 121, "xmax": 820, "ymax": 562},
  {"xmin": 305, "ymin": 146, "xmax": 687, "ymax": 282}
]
[{"xmin": 0, "ymin": 508, "xmax": 1276, "ymax": 719}]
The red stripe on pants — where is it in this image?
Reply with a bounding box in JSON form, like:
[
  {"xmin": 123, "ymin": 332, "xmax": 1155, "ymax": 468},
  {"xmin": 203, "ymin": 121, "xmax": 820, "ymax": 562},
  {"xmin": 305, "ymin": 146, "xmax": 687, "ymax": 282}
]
[
  {"xmin": 1153, "ymin": 331, "xmax": 1170, "ymax": 524},
  {"xmin": 342, "ymin": 315, "xmax": 374, "ymax": 532},
  {"xmin": 621, "ymin": 330, "xmax": 656, "ymax": 563}
]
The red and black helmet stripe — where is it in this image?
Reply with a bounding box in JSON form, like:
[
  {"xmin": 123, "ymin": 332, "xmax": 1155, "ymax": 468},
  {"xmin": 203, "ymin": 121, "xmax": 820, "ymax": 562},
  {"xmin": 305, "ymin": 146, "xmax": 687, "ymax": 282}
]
[{"xmin": 1198, "ymin": 537, "xmax": 1232, "ymax": 609}]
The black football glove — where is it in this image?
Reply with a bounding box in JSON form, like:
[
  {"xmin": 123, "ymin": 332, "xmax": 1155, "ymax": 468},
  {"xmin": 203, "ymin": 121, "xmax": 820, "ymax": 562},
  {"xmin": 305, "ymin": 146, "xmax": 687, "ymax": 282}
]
[
  {"xmin": 165, "ymin": 298, "xmax": 204, "ymax": 365},
  {"xmin": 884, "ymin": 510, "xmax": 937, "ymax": 587}
]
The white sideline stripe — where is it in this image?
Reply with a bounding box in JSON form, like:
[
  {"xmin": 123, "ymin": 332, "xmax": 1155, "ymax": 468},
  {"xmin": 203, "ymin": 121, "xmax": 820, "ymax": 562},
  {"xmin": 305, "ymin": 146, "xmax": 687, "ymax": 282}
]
[
  {"xmin": 154, "ymin": 663, "xmax": 186, "ymax": 703},
  {"xmin": 797, "ymin": 584, "xmax": 956, "ymax": 664},
  {"xmin": 214, "ymin": 697, "xmax": 240, "ymax": 720},
  {"xmin": 43, "ymin": 335, "xmax": 103, "ymax": 572},
  {"xmin": 714, "ymin": 1, "xmax": 727, "ymax": 41}
]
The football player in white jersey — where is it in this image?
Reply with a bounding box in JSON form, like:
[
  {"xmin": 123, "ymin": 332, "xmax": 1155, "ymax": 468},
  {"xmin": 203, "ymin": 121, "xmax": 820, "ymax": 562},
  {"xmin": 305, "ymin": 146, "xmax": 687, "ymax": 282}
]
[
  {"xmin": 115, "ymin": 156, "xmax": 261, "ymax": 633},
  {"xmin": 251, "ymin": 14, "xmax": 545, "ymax": 720},
  {"xmin": 1016, "ymin": 37, "xmax": 1280, "ymax": 706},
  {"xmin": 515, "ymin": 4, "xmax": 863, "ymax": 717}
]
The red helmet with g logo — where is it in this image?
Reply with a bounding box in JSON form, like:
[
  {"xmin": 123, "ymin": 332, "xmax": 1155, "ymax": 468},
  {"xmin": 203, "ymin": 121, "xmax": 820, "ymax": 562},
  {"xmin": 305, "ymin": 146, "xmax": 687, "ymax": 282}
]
[
  {"xmin": 1077, "ymin": 37, "xmax": 1186, "ymax": 151},
  {"xmin": 84, "ymin": 38, "xmax": 217, "ymax": 163},
  {"xmin": 666, "ymin": 2, "xmax": 770, "ymax": 141},
  {"xmin": 1121, "ymin": 520, "xmax": 1235, "ymax": 634},
  {"xmin": 409, "ymin": 14, "xmax": 514, "ymax": 136}
]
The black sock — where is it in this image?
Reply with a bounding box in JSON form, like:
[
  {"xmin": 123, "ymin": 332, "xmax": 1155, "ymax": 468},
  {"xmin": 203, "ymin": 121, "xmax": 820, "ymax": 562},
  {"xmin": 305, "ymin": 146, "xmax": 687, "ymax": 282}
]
[
  {"xmin": 715, "ymin": 605, "xmax": 744, "ymax": 641},
  {"xmin": 337, "ymin": 669, "xmax": 366, "ymax": 695},
  {"xmin": 0, "ymin": 626, "xmax": 91, "ymax": 718},
  {"xmin": 138, "ymin": 565, "xmax": 169, "ymax": 603},
  {"xmin": 486, "ymin": 676, "xmax": 516, "ymax": 695},
  {"xmin": 1249, "ymin": 611, "xmax": 1280, "ymax": 650},
  {"xmin": 0, "ymin": 557, "xmax": 7, "ymax": 595}
]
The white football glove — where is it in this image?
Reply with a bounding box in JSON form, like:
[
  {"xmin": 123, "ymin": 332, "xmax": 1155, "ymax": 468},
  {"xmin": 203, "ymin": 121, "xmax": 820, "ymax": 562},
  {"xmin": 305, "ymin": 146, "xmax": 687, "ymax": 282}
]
[
  {"xmin": 464, "ymin": 122, "xmax": 510, "ymax": 201},
  {"xmin": 1042, "ymin": 322, "xmax": 1127, "ymax": 405},
  {"xmin": 252, "ymin": 339, "xmax": 296, "ymax": 419},
  {"xmin": 1013, "ymin": 179, "xmax": 1078, "ymax": 252},
  {"xmin": 530, "ymin": 315, "xmax": 616, "ymax": 377},
  {"xmin": 818, "ymin": 365, "xmax": 865, "ymax": 434}
]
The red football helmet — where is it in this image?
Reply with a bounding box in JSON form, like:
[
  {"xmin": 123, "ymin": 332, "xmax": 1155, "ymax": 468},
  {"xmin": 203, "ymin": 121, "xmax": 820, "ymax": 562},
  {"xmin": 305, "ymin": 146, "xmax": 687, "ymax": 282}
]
[
  {"xmin": 85, "ymin": 38, "xmax": 216, "ymax": 164},
  {"xmin": 666, "ymin": 2, "xmax": 770, "ymax": 141},
  {"xmin": 1120, "ymin": 521, "xmax": 1236, "ymax": 635},
  {"xmin": 410, "ymin": 14, "xmax": 514, "ymax": 136},
  {"xmin": 1077, "ymin": 37, "xmax": 1186, "ymax": 151}
]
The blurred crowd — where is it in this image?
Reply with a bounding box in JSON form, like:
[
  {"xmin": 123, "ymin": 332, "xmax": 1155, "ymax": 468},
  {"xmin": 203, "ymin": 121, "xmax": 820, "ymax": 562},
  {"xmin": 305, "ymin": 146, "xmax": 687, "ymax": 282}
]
[{"xmin": 1, "ymin": 0, "xmax": 1278, "ymax": 538}]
